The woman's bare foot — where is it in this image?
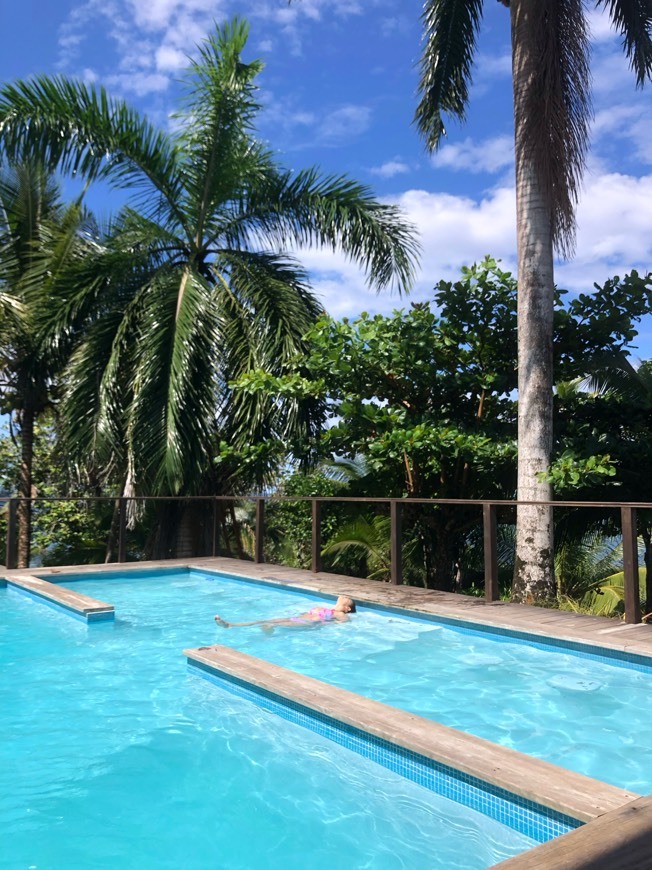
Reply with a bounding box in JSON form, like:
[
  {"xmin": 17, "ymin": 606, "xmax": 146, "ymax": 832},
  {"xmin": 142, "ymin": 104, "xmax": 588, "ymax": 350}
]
[{"xmin": 214, "ymin": 615, "xmax": 230, "ymax": 628}]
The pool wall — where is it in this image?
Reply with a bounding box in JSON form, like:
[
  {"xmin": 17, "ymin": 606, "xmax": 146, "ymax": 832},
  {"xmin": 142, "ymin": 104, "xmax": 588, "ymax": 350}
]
[
  {"xmin": 185, "ymin": 644, "xmax": 638, "ymax": 843},
  {"xmin": 3, "ymin": 573, "xmax": 114, "ymax": 622}
]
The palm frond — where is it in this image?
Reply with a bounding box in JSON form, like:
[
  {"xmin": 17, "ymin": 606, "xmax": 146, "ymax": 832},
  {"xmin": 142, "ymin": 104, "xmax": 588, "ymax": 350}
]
[
  {"xmin": 0, "ymin": 77, "xmax": 185, "ymax": 228},
  {"xmin": 176, "ymin": 19, "xmax": 267, "ymax": 243},
  {"xmin": 596, "ymin": 0, "xmax": 652, "ymax": 85},
  {"xmin": 580, "ymin": 351, "xmax": 652, "ymax": 406},
  {"xmin": 323, "ymin": 514, "xmax": 391, "ymax": 580},
  {"xmin": 415, "ymin": 0, "xmax": 485, "ymax": 150},
  {"xmin": 124, "ymin": 267, "xmax": 220, "ymax": 493},
  {"xmin": 214, "ymin": 251, "xmax": 325, "ymax": 454},
  {"xmin": 234, "ymin": 168, "xmax": 420, "ymax": 294},
  {"xmin": 513, "ymin": 0, "xmax": 593, "ymax": 257}
]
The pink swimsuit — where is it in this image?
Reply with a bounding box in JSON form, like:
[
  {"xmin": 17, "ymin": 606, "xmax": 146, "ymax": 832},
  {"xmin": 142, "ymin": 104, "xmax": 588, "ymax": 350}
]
[{"xmin": 291, "ymin": 607, "xmax": 335, "ymax": 623}]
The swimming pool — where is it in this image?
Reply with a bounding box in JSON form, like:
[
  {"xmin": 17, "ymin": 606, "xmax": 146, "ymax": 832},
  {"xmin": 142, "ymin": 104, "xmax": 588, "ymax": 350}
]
[
  {"xmin": 1, "ymin": 574, "xmax": 536, "ymax": 869},
  {"xmin": 34, "ymin": 565, "xmax": 652, "ymax": 795}
]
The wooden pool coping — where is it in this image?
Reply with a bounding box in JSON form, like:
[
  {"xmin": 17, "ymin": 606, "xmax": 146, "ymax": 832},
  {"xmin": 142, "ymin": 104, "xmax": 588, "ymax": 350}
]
[
  {"xmin": 16, "ymin": 555, "xmax": 652, "ymax": 661},
  {"xmin": 1, "ymin": 572, "xmax": 114, "ymax": 621},
  {"xmin": 184, "ymin": 642, "xmax": 637, "ymax": 826},
  {"xmin": 493, "ymin": 795, "xmax": 652, "ymax": 869}
]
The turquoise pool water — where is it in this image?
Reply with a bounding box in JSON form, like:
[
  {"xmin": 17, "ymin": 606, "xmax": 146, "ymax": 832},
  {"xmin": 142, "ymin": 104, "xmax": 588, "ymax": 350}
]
[
  {"xmin": 38, "ymin": 566, "xmax": 652, "ymax": 795},
  {"xmin": 1, "ymin": 574, "xmax": 536, "ymax": 870}
]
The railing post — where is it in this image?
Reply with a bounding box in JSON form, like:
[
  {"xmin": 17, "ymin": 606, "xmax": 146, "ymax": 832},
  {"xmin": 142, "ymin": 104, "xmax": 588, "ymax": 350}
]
[
  {"xmin": 311, "ymin": 499, "xmax": 322, "ymax": 573},
  {"xmin": 255, "ymin": 498, "xmax": 265, "ymax": 564},
  {"xmin": 621, "ymin": 506, "xmax": 641, "ymax": 624},
  {"xmin": 118, "ymin": 497, "xmax": 127, "ymax": 564},
  {"xmin": 6, "ymin": 498, "xmax": 18, "ymax": 569},
  {"xmin": 390, "ymin": 500, "xmax": 402, "ymax": 585},
  {"xmin": 211, "ymin": 498, "xmax": 219, "ymax": 557},
  {"xmin": 483, "ymin": 503, "xmax": 499, "ymax": 602}
]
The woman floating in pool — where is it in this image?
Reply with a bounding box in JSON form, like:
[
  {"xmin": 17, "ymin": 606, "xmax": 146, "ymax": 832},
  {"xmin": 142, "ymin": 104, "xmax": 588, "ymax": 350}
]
[{"xmin": 214, "ymin": 595, "xmax": 356, "ymax": 631}]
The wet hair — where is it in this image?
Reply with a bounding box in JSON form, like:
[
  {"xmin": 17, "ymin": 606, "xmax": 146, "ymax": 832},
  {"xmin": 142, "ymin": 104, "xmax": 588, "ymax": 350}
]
[{"xmin": 346, "ymin": 598, "xmax": 357, "ymax": 613}]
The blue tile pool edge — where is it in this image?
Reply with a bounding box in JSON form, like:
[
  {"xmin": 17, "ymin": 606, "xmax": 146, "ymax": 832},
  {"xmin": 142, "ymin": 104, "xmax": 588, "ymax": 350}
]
[
  {"xmin": 3, "ymin": 581, "xmax": 114, "ymax": 623},
  {"xmin": 187, "ymin": 657, "xmax": 581, "ymax": 845},
  {"xmin": 188, "ymin": 567, "xmax": 652, "ymax": 673},
  {"xmin": 28, "ymin": 563, "xmax": 652, "ymax": 671}
]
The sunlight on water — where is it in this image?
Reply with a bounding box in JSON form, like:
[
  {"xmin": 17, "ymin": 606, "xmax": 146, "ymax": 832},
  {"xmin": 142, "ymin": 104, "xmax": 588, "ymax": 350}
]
[
  {"xmin": 55, "ymin": 567, "xmax": 652, "ymax": 794},
  {"xmin": 0, "ymin": 572, "xmax": 535, "ymax": 870}
]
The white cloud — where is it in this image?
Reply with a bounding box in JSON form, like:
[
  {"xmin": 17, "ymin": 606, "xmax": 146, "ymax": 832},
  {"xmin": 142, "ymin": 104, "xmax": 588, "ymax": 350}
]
[
  {"xmin": 431, "ymin": 135, "xmax": 514, "ymax": 175},
  {"xmin": 318, "ymin": 104, "xmax": 372, "ymax": 143},
  {"xmin": 592, "ymin": 50, "xmax": 637, "ymax": 97},
  {"xmin": 57, "ymin": 0, "xmax": 222, "ymax": 85},
  {"xmin": 295, "ymin": 172, "xmax": 652, "ymax": 330},
  {"xmin": 591, "ymin": 103, "xmax": 652, "ymax": 166},
  {"xmin": 105, "ymin": 71, "xmax": 170, "ymax": 95},
  {"xmin": 380, "ymin": 16, "xmax": 411, "ymax": 37},
  {"xmin": 586, "ymin": 7, "xmax": 618, "ymax": 43},
  {"xmin": 126, "ymin": 0, "xmax": 220, "ymax": 32},
  {"xmin": 475, "ymin": 50, "xmax": 512, "ymax": 79},
  {"xmin": 370, "ymin": 159, "xmax": 411, "ymax": 178},
  {"xmin": 560, "ymin": 172, "xmax": 652, "ymax": 283},
  {"xmin": 155, "ymin": 45, "xmax": 188, "ymax": 72}
]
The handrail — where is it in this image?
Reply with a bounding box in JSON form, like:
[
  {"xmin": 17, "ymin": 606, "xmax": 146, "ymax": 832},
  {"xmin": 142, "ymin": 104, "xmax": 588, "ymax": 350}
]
[{"xmin": 3, "ymin": 494, "xmax": 648, "ymax": 624}]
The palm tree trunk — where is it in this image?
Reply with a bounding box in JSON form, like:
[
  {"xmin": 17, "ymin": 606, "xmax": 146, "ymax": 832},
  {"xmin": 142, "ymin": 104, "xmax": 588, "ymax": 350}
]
[
  {"xmin": 510, "ymin": 0, "xmax": 556, "ymax": 603},
  {"xmin": 105, "ymin": 498, "xmax": 121, "ymax": 563},
  {"xmin": 17, "ymin": 404, "xmax": 35, "ymax": 568}
]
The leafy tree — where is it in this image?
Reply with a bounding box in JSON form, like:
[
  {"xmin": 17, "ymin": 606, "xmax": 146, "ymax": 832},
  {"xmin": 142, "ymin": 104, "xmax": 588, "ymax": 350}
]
[
  {"xmin": 237, "ymin": 258, "xmax": 652, "ymax": 591},
  {"xmin": 415, "ymin": 0, "xmax": 652, "ymax": 602},
  {"xmin": 0, "ymin": 417, "xmax": 112, "ymax": 566},
  {"xmin": 264, "ymin": 470, "xmax": 349, "ymax": 571},
  {"xmin": 551, "ymin": 351, "xmax": 652, "ymax": 611},
  {"xmin": 0, "ymin": 19, "xmax": 418, "ymax": 508},
  {"xmin": 0, "ymin": 161, "xmax": 92, "ymax": 566}
]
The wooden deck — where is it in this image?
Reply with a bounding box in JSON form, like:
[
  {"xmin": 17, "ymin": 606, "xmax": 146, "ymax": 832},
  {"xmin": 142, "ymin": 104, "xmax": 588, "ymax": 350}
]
[
  {"xmin": 185, "ymin": 643, "xmax": 638, "ymax": 826},
  {"xmin": 3, "ymin": 571, "xmax": 114, "ymax": 621},
  {"xmin": 188, "ymin": 557, "xmax": 652, "ymax": 661},
  {"xmin": 494, "ymin": 796, "xmax": 652, "ymax": 869}
]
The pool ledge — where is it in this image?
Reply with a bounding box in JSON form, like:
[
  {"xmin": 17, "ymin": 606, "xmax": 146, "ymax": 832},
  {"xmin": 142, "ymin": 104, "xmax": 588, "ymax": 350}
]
[
  {"xmin": 184, "ymin": 643, "xmax": 638, "ymax": 826},
  {"xmin": 4, "ymin": 573, "xmax": 114, "ymax": 622},
  {"xmin": 493, "ymin": 794, "xmax": 652, "ymax": 869}
]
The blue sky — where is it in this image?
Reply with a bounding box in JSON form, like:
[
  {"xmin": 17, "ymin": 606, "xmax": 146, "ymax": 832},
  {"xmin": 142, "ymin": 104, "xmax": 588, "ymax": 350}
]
[{"xmin": 2, "ymin": 0, "xmax": 652, "ymax": 352}]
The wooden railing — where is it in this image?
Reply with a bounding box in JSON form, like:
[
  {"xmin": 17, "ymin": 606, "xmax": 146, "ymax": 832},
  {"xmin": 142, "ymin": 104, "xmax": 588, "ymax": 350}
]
[{"xmin": 3, "ymin": 494, "xmax": 649, "ymax": 624}]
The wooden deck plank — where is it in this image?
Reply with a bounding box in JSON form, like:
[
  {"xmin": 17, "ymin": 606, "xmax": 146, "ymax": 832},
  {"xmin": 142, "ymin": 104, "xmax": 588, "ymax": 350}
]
[
  {"xmin": 492, "ymin": 796, "xmax": 652, "ymax": 869},
  {"xmin": 185, "ymin": 643, "xmax": 638, "ymax": 825},
  {"xmin": 4, "ymin": 573, "xmax": 114, "ymax": 620},
  {"xmin": 14, "ymin": 555, "xmax": 652, "ymax": 658}
]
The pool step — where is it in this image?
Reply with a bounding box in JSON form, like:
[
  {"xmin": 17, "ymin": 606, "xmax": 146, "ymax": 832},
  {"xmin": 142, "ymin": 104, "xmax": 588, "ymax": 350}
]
[{"xmin": 185, "ymin": 643, "xmax": 638, "ymax": 843}]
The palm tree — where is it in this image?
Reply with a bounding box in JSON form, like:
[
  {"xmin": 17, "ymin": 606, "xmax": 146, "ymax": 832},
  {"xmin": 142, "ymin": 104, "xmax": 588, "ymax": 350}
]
[
  {"xmin": 415, "ymin": 0, "xmax": 652, "ymax": 602},
  {"xmin": 0, "ymin": 161, "xmax": 92, "ymax": 566},
  {"xmin": 0, "ymin": 20, "xmax": 419, "ymax": 508}
]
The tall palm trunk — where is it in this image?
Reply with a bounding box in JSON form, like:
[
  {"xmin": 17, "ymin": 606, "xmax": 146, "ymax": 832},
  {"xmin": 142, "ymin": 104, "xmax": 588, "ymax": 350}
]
[
  {"xmin": 17, "ymin": 403, "xmax": 35, "ymax": 568},
  {"xmin": 511, "ymin": 0, "xmax": 555, "ymax": 602}
]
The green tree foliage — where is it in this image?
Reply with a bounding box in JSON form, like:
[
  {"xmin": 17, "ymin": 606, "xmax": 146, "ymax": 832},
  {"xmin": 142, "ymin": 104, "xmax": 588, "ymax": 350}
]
[
  {"xmin": 415, "ymin": 0, "xmax": 651, "ymax": 603},
  {"xmin": 0, "ymin": 161, "xmax": 95, "ymax": 566},
  {"xmin": 0, "ymin": 417, "xmax": 112, "ymax": 566},
  {"xmin": 0, "ymin": 19, "xmax": 418, "ymax": 504},
  {"xmin": 237, "ymin": 258, "xmax": 652, "ymax": 591}
]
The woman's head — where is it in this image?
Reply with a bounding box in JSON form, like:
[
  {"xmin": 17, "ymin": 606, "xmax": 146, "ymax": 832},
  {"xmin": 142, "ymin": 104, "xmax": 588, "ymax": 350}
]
[{"xmin": 336, "ymin": 595, "xmax": 356, "ymax": 613}]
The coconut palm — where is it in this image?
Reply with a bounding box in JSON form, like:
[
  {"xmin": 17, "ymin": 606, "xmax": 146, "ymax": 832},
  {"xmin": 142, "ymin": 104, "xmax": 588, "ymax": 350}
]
[
  {"xmin": 0, "ymin": 161, "xmax": 92, "ymax": 566},
  {"xmin": 415, "ymin": 0, "xmax": 652, "ymax": 602},
  {"xmin": 0, "ymin": 20, "xmax": 419, "ymax": 503}
]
